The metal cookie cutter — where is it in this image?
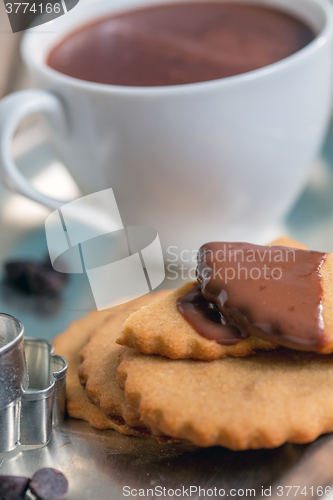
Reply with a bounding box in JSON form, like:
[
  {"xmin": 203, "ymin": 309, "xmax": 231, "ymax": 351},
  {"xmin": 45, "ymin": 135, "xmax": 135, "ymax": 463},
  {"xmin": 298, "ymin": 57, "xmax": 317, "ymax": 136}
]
[{"xmin": 0, "ymin": 313, "xmax": 67, "ymax": 456}]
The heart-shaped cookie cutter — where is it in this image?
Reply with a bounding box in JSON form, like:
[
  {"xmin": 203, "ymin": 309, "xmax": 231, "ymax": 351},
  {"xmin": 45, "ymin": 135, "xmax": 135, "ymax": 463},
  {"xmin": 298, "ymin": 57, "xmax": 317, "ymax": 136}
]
[{"xmin": 0, "ymin": 313, "xmax": 67, "ymax": 456}]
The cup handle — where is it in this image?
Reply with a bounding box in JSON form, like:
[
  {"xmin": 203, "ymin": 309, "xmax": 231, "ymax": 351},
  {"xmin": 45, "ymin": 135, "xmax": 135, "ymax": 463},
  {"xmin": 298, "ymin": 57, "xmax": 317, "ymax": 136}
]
[{"xmin": 0, "ymin": 89, "xmax": 68, "ymax": 210}]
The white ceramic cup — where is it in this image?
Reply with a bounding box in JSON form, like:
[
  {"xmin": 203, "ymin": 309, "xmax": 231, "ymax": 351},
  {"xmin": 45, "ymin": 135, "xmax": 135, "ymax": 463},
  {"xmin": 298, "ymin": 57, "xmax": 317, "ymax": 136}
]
[{"xmin": 0, "ymin": 0, "xmax": 333, "ymax": 256}]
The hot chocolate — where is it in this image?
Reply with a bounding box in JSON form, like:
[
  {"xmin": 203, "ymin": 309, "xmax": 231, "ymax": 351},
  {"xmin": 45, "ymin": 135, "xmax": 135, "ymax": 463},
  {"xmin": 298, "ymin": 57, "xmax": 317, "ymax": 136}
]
[{"xmin": 47, "ymin": 2, "xmax": 315, "ymax": 87}]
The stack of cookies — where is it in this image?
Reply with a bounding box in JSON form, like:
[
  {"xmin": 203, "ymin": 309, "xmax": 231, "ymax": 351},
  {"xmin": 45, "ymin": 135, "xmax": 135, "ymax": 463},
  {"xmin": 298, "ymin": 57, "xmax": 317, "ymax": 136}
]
[{"xmin": 53, "ymin": 236, "xmax": 333, "ymax": 450}]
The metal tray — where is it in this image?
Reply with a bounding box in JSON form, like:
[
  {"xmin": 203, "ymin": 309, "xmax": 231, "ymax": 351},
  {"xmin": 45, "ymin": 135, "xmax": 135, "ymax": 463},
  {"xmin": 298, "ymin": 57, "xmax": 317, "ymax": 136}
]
[{"xmin": 1, "ymin": 125, "xmax": 333, "ymax": 499}]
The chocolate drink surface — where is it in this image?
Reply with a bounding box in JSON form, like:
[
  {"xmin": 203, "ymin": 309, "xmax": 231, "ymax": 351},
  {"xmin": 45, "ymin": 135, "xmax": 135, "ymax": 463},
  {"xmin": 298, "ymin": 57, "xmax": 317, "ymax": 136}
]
[{"xmin": 47, "ymin": 2, "xmax": 315, "ymax": 87}]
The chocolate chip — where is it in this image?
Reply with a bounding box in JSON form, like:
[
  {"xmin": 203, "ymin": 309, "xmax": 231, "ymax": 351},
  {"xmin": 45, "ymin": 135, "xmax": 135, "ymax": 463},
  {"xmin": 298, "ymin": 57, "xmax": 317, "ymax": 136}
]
[
  {"xmin": 29, "ymin": 468, "xmax": 68, "ymax": 500},
  {"xmin": 4, "ymin": 258, "xmax": 68, "ymax": 296},
  {"xmin": 0, "ymin": 475, "xmax": 30, "ymax": 500}
]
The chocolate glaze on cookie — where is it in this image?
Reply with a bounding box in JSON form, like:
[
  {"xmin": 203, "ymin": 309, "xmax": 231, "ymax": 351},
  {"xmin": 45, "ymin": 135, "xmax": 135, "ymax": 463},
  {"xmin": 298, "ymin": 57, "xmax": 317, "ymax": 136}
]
[
  {"xmin": 177, "ymin": 282, "xmax": 246, "ymax": 344},
  {"xmin": 178, "ymin": 242, "xmax": 327, "ymax": 351}
]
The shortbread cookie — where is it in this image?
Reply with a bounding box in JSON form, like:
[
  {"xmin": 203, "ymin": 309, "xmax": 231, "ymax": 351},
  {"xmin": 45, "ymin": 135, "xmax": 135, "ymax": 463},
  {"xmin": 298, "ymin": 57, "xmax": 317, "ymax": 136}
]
[
  {"xmin": 78, "ymin": 291, "xmax": 170, "ymax": 427},
  {"xmin": 52, "ymin": 309, "xmax": 145, "ymax": 434},
  {"xmin": 117, "ymin": 346, "xmax": 333, "ymax": 450},
  {"xmin": 117, "ymin": 237, "xmax": 330, "ymax": 359},
  {"xmin": 118, "ymin": 282, "xmax": 276, "ymax": 360}
]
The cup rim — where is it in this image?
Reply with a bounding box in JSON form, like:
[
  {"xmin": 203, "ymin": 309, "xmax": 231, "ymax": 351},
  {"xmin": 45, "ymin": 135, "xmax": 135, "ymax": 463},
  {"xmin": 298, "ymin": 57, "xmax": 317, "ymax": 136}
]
[{"xmin": 21, "ymin": 0, "xmax": 333, "ymax": 96}]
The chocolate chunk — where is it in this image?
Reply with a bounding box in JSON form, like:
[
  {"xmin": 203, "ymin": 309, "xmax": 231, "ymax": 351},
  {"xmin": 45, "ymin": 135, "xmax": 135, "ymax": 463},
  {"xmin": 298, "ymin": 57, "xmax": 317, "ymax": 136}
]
[
  {"xmin": 194, "ymin": 242, "xmax": 327, "ymax": 350},
  {"xmin": 29, "ymin": 468, "xmax": 68, "ymax": 500},
  {"xmin": 0, "ymin": 475, "xmax": 30, "ymax": 500},
  {"xmin": 4, "ymin": 256, "xmax": 68, "ymax": 295}
]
